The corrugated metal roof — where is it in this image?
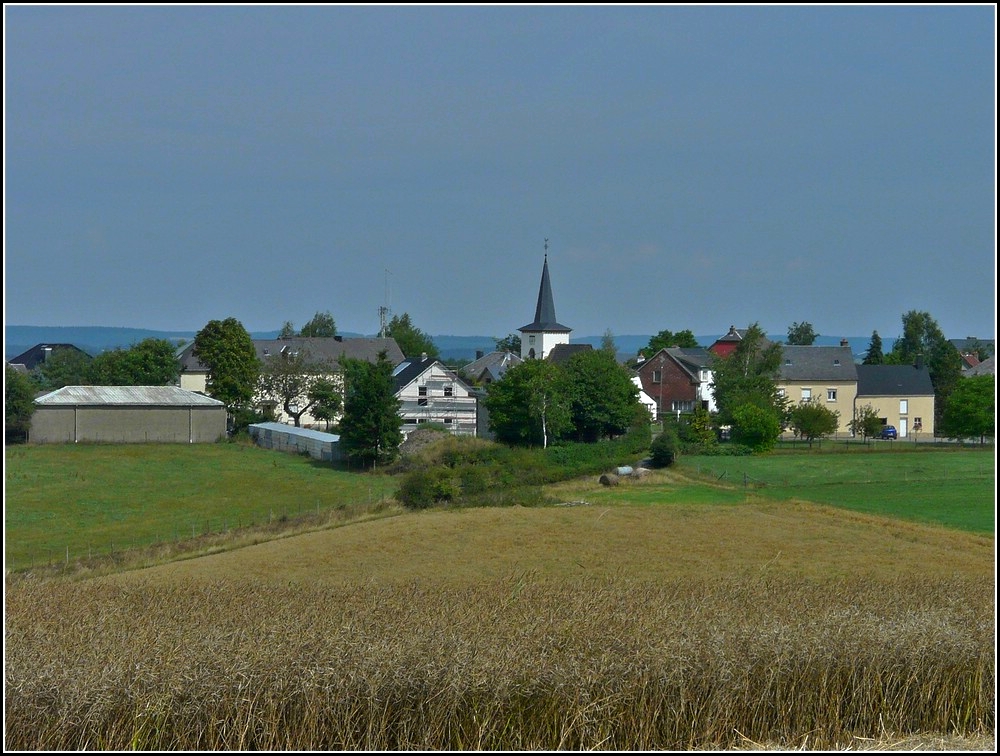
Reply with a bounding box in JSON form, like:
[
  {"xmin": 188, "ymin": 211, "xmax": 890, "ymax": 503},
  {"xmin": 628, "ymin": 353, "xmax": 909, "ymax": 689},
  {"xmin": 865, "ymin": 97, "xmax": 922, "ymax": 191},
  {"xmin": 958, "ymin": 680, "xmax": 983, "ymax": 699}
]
[
  {"xmin": 249, "ymin": 422, "xmax": 340, "ymax": 442},
  {"xmin": 35, "ymin": 386, "xmax": 225, "ymax": 406}
]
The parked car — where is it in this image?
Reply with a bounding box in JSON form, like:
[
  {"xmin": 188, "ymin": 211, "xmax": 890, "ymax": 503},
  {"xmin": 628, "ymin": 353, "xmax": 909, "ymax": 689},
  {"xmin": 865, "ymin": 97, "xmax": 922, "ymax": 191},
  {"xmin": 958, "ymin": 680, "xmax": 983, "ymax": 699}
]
[{"xmin": 879, "ymin": 425, "xmax": 898, "ymax": 440}]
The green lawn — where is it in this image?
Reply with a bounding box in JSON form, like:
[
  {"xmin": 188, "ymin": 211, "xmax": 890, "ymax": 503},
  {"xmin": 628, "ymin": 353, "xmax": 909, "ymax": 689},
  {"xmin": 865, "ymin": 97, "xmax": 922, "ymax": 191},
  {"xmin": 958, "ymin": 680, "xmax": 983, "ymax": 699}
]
[
  {"xmin": 4, "ymin": 442, "xmax": 396, "ymax": 569},
  {"xmin": 678, "ymin": 448, "xmax": 995, "ymax": 533}
]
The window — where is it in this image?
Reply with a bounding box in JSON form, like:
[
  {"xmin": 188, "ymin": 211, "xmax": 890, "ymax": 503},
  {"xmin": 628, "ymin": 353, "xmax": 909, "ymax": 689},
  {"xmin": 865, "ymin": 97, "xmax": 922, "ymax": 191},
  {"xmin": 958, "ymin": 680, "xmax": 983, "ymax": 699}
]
[
  {"xmin": 444, "ymin": 385, "xmax": 453, "ymax": 397},
  {"xmin": 827, "ymin": 389, "xmax": 837, "ymax": 402},
  {"xmin": 418, "ymin": 386, "xmax": 428, "ymax": 406},
  {"xmin": 914, "ymin": 417, "xmax": 923, "ymax": 431},
  {"xmin": 833, "ymin": 359, "xmax": 841, "ymax": 366},
  {"xmin": 652, "ymin": 369, "xmax": 662, "ymax": 384},
  {"xmin": 776, "ymin": 387, "xmax": 786, "ymax": 398},
  {"xmin": 899, "ymin": 400, "xmax": 908, "ymax": 414},
  {"xmin": 801, "ymin": 388, "xmax": 812, "ymax": 402},
  {"xmin": 671, "ymin": 400, "xmax": 694, "ymax": 413}
]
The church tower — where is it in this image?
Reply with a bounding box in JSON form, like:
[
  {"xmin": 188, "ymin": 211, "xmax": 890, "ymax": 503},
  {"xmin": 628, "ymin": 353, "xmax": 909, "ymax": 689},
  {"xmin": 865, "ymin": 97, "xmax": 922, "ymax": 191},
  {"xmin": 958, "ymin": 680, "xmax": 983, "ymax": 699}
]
[{"xmin": 519, "ymin": 250, "xmax": 571, "ymax": 360}]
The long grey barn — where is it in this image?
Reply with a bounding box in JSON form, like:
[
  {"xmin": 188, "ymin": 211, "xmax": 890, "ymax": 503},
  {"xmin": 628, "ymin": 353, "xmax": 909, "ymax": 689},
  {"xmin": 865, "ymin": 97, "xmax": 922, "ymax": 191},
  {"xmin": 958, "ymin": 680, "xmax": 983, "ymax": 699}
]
[
  {"xmin": 30, "ymin": 386, "xmax": 227, "ymax": 444},
  {"xmin": 248, "ymin": 422, "xmax": 343, "ymax": 462}
]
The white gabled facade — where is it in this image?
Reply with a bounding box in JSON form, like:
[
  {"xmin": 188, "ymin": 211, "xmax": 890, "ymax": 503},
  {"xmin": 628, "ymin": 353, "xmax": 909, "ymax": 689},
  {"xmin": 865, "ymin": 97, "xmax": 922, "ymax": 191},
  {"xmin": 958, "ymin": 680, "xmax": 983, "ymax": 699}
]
[{"xmin": 393, "ymin": 358, "xmax": 478, "ymax": 438}]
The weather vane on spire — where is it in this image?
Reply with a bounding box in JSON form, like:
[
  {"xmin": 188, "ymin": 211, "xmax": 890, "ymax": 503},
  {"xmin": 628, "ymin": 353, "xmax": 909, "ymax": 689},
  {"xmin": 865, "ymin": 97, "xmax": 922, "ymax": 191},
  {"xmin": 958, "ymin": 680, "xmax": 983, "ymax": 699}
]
[{"xmin": 544, "ymin": 238, "xmax": 549, "ymax": 259}]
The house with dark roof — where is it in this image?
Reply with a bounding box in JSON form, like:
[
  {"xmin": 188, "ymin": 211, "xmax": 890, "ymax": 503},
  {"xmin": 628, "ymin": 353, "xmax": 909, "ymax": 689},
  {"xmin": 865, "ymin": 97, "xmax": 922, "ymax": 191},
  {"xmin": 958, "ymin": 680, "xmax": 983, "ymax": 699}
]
[
  {"xmin": 519, "ymin": 255, "xmax": 571, "ymax": 360},
  {"xmin": 462, "ymin": 350, "xmax": 522, "ymax": 385},
  {"xmin": 776, "ymin": 345, "xmax": 858, "ymax": 435},
  {"xmin": 635, "ymin": 347, "xmax": 716, "ymax": 420},
  {"xmin": 177, "ymin": 336, "xmax": 405, "ymax": 428},
  {"xmin": 545, "ymin": 343, "xmax": 593, "ymax": 366},
  {"xmin": 7, "ymin": 343, "xmax": 91, "ymax": 372},
  {"xmin": 392, "ymin": 356, "xmax": 478, "ymax": 438},
  {"xmin": 855, "ymin": 363, "xmax": 935, "ymax": 439},
  {"xmin": 708, "ymin": 326, "xmax": 748, "ymax": 358}
]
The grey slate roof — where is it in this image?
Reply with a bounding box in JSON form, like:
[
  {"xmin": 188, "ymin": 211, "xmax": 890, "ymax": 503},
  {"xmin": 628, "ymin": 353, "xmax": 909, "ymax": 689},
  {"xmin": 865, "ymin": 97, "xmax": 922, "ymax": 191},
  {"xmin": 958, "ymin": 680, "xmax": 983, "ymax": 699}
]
[
  {"xmin": 35, "ymin": 385, "xmax": 225, "ymax": 406},
  {"xmin": 546, "ymin": 343, "xmax": 593, "ymax": 365},
  {"xmin": 964, "ymin": 356, "xmax": 995, "ymax": 376},
  {"xmin": 7, "ymin": 343, "xmax": 91, "ymax": 371},
  {"xmin": 856, "ymin": 365, "xmax": 934, "ymax": 396},
  {"xmin": 391, "ymin": 357, "xmax": 474, "ymax": 394},
  {"xmin": 519, "ymin": 256, "xmax": 571, "ymax": 333},
  {"xmin": 178, "ymin": 337, "xmax": 404, "ymax": 373},
  {"xmin": 462, "ymin": 351, "xmax": 522, "ymax": 382},
  {"xmin": 778, "ymin": 346, "xmax": 857, "ymax": 382}
]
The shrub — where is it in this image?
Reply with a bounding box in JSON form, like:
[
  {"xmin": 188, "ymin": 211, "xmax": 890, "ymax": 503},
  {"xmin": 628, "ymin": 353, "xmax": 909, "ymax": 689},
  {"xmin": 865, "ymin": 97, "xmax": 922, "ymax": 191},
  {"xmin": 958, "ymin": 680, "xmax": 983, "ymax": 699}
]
[
  {"xmin": 650, "ymin": 428, "xmax": 680, "ymax": 467},
  {"xmin": 397, "ymin": 468, "xmax": 458, "ymax": 509}
]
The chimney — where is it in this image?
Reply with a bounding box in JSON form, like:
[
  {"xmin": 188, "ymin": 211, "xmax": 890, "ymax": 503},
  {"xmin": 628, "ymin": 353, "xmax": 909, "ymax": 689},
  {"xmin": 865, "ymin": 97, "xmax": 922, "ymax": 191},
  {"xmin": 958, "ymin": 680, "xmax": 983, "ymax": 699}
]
[
  {"xmin": 476, "ymin": 350, "xmax": 484, "ymax": 360},
  {"xmin": 421, "ymin": 352, "xmax": 428, "ymax": 362},
  {"xmin": 840, "ymin": 338, "xmax": 849, "ymax": 347},
  {"xmin": 915, "ymin": 354, "xmax": 924, "ymax": 370}
]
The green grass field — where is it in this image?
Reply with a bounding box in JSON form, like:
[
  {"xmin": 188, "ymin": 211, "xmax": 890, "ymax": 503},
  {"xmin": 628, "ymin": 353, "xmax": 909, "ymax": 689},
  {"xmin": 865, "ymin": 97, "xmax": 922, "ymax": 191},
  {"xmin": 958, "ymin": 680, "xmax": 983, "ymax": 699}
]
[
  {"xmin": 4, "ymin": 442, "xmax": 396, "ymax": 569},
  {"xmin": 678, "ymin": 449, "xmax": 995, "ymax": 533},
  {"xmin": 3, "ymin": 442, "xmax": 994, "ymax": 571}
]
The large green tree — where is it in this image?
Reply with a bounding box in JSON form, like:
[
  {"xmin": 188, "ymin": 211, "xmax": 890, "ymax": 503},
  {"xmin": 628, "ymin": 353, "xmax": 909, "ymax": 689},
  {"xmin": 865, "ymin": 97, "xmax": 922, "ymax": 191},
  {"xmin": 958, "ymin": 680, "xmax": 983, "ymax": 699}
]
[
  {"xmin": 786, "ymin": 321, "xmax": 818, "ymax": 346},
  {"xmin": 640, "ymin": 329, "xmax": 700, "ymax": 359},
  {"xmin": 939, "ymin": 375, "xmax": 994, "ymax": 444},
  {"xmin": 386, "ymin": 312, "xmax": 439, "ymax": 360},
  {"xmin": 710, "ymin": 323, "xmax": 785, "ymax": 425},
  {"xmin": 563, "ymin": 349, "xmax": 640, "ymax": 442},
  {"xmin": 494, "ymin": 333, "xmax": 522, "ymax": 354},
  {"xmin": 308, "ymin": 377, "xmax": 343, "ymax": 431},
  {"xmin": 88, "ymin": 338, "xmax": 180, "ymax": 386},
  {"xmin": 483, "ymin": 359, "xmax": 571, "ymax": 447},
  {"xmin": 886, "ymin": 310, "xmax": 963, "ymax": 426},
  {"xmin": 787, "ymin": 401, "xmax": 840, "ymax": 447},
  {"xmin": 193, "ymin": 318, "xmax": 260, "ymax": 415},
  {"xmin": 299, "ymin": 311, "xmax": 337, "ymax": 338},
  {"xmin": 256, "ymin": 347, "xmax": 333, "ymax": 427},
  {"xmin": 339, "ymin": 352, "xmax": 402, "ymax": 466},
  {"xmin": 862, "ymin": 331, "xmax": 884, "ymax": 365},
  {"xmin": 5, "ymin": 365, "xmax": 37, "ymax": 443},
  {"xmin": 32, "ymin": 348, "xmax": 92, "ymax": 390}
]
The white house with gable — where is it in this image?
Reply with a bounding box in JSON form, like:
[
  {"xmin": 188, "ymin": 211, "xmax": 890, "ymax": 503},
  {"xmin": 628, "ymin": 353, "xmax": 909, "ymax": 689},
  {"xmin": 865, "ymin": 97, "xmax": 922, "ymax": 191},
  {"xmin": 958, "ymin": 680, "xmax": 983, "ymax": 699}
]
[{"xmin": 393, "ymin": 356, "xmax": 479, "ymax": 438}]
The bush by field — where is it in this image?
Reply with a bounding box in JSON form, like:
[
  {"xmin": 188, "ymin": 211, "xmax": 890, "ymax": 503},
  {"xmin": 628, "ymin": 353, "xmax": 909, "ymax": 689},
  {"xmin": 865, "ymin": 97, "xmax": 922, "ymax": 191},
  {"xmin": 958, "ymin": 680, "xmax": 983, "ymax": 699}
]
[{"xmin": 396, "ymin": 427, "xmax": 651, "ymax": 509}]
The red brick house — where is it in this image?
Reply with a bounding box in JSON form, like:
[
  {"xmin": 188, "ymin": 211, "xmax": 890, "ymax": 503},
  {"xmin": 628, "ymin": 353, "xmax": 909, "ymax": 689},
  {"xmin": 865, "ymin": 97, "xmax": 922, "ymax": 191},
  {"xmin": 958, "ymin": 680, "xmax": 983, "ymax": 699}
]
[{"xmin": 634, "ymin": 347, "xmax": 716, "ymax": 420}]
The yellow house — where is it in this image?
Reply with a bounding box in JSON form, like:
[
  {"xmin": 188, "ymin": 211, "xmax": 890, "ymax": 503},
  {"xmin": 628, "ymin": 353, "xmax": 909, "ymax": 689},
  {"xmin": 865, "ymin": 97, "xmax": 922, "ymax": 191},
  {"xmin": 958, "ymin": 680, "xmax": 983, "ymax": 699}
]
[
  {"xmin": 855, "ymin": 363, "xmax": 935, "ymax": 439},
  {"xmin": 775, "ymin": 345, "xmax": 858, "ymax": 436}
]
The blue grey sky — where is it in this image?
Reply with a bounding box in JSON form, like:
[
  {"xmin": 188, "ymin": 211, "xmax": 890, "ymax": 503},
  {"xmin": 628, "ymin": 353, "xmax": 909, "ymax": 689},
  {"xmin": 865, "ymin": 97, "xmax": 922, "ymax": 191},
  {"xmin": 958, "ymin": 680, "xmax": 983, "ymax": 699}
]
[{"xmin": 4, "ymin": 5, "xmax": 996, "ymax": 341}]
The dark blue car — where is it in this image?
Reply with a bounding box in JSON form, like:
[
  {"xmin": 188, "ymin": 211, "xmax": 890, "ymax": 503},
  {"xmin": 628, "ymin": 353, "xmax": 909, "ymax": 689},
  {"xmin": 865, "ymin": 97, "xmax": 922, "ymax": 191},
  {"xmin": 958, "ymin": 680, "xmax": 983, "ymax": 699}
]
[{"xmin": 879, "ymin": 425, "xmax": 897, "ymax": 440}]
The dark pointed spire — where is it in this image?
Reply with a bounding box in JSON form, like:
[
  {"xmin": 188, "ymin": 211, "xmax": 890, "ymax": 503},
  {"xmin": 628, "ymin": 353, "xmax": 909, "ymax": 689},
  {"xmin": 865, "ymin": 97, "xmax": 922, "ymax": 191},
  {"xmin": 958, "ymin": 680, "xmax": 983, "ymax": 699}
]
[{"xmin": 520, "ymin": 254, "xmax": 571, "ymax": 333}]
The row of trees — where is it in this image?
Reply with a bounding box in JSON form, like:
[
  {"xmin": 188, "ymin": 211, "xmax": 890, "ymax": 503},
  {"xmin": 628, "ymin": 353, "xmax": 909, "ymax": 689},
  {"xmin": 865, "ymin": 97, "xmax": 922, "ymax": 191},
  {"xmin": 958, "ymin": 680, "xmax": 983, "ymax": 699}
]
[{"xmin": 483, "ymin": 350, "xmax": 643, "ymax": 448}]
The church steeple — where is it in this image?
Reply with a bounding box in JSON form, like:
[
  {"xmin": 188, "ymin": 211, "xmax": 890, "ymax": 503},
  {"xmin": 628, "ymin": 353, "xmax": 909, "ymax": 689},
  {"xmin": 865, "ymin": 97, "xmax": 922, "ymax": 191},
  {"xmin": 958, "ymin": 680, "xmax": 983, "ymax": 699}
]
[{"xmin": 519, "ymin": 245, "xmax": 572, "ymax": 360}]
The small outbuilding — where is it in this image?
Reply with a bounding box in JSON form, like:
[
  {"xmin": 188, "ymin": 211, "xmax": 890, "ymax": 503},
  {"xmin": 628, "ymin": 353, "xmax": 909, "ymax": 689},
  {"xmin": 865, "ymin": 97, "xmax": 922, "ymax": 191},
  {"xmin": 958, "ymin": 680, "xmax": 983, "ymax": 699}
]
[
  {"xmin": 30, "ymin": 385, "xmax": 227, "ymax": 444},
  {"xmin": 248, "ymin": 422, "xmax": 343, "ymax": 462}
]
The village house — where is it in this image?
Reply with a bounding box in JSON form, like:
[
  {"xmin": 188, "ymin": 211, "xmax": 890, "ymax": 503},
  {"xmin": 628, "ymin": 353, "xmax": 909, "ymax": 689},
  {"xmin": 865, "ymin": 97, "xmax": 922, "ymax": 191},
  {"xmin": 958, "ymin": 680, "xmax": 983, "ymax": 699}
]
[
  {"xmin": 177, "ymin": 335, "xmax": 404, "ymax": 428},
  {"xmin": 393, "ymin": 355, "xmax": 478, "ymax": 438},
  {"xmin": 634, "ymin": 347, "xmax": 716, "ymax": 421},
  {"xmin": 855, "ymin": 361, "xmax": 935, "ymax": 439},
  {"xmin": 775, "ymin": 344, "xmax": 858, "ymax": 436}
]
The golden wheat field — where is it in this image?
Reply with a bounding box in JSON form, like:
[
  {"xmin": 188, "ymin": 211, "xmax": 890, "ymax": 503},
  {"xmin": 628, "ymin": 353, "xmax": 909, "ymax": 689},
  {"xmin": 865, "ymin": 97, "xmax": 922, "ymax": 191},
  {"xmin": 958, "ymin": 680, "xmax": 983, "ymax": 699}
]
[{"xmin": 4, "ymin": 496, "xmax": 995, "ymax": 751}]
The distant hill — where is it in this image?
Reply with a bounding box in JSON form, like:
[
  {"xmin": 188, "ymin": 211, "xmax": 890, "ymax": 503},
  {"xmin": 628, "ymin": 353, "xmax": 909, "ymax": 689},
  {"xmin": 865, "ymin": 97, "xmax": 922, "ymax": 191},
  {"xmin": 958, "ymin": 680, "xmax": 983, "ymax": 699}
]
[{"xmin": 6, "ymin": 325, "xmax": 892, "ymax": 365}]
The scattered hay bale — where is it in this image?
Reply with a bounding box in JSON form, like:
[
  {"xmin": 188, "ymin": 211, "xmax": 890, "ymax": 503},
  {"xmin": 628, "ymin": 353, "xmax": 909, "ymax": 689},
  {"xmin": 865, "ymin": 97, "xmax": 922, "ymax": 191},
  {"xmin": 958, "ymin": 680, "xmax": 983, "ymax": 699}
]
[{"xmin": 599, "ymin": 473, "xmax": 619, "ymax": 487}]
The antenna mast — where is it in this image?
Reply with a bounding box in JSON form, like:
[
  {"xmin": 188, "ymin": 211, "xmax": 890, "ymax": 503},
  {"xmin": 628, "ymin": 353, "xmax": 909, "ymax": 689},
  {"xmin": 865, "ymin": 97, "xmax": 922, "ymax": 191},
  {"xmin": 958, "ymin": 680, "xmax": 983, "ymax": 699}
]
[{"xmin": 378, "ymin": 268, "xmax": 392, "ymax": 338}]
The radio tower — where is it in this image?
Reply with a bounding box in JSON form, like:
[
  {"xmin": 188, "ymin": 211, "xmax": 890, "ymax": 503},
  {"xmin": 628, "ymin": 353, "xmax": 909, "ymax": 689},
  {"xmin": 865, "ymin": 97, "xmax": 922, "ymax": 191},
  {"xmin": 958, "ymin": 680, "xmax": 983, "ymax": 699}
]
[{"xmin": 378, "ymin": 268, "xmax": 391, "ymax": 338}]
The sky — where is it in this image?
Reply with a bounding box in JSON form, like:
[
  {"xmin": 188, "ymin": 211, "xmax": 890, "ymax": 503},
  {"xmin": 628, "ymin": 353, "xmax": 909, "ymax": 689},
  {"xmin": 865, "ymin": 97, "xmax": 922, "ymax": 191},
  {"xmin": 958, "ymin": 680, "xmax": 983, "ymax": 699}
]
[{"xmin": 4, "ymin": 5, "xmax": 996, "ymax": 342}]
